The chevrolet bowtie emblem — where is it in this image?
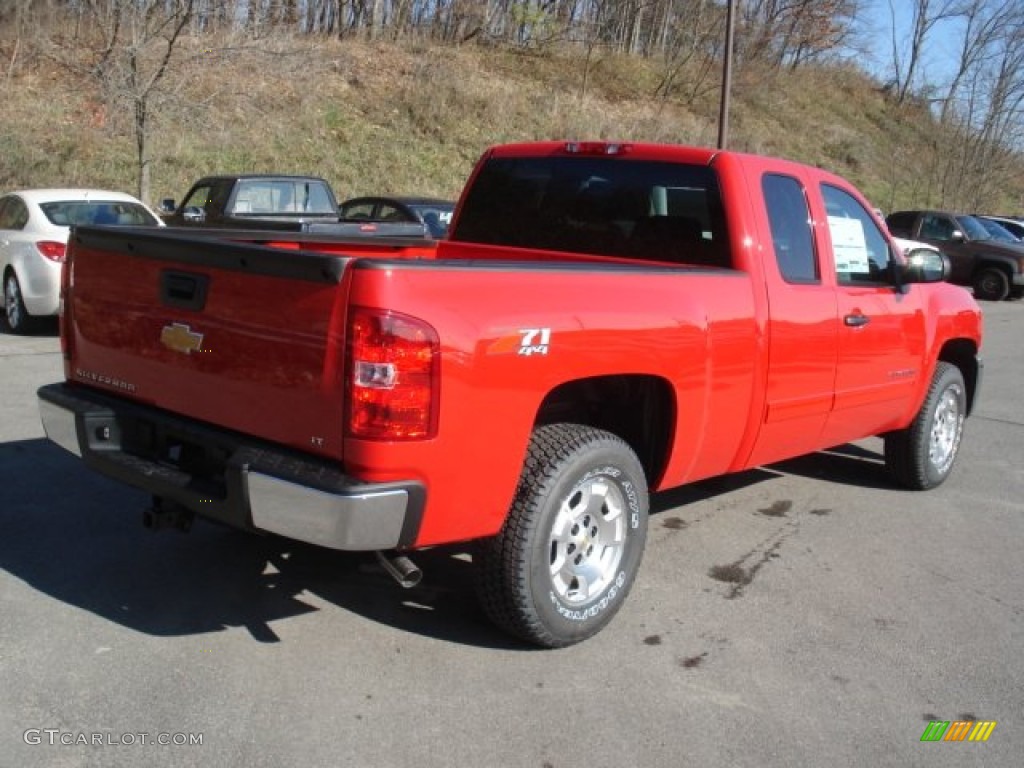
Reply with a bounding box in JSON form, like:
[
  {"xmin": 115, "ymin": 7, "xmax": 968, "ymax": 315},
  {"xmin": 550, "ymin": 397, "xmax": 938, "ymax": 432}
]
[{"xmin": 160, "ymin": 322, "xmax": 204, "ymax": 354}]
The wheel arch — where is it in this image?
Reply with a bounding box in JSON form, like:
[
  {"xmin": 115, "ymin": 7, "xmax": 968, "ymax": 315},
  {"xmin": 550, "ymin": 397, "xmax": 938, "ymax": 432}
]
[
  {"xmin": 3, "ymin": 261, "xmax": 30, "ymax": 295},
  {"xmin": 972, "ymin": 254, "xmax": 1018, "ymax": 277},
  {"xmin": 938, "ymin": 338, "xmax": 980, "ymax": 416},
  {"xmin": 534, "ymin": 374, "xmax": 675, "ymax": 487}
]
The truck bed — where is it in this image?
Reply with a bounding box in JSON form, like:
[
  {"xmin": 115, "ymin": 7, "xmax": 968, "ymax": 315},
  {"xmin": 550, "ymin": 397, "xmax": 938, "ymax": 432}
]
[{"xmin": 54, "ymin": 223, "xmax": 760, "ymax": 544}]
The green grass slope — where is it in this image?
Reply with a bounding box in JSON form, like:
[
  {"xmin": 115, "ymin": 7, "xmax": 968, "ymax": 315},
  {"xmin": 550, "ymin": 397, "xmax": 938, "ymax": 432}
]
[{"xmin": 0, "ymin": 36, "xmax": 1021, "ymax": 215}]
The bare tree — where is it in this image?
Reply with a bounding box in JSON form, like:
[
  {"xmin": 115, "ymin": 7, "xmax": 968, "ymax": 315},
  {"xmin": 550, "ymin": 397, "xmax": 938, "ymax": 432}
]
[
  {"xmin": 76, "ymin": 0, "xmax": 195, "ymax": 202},
  {"xmin": 899, "ymin": 0, "xmax": 1024, "ymax": 208},
  {"xmin": 950, "ymin": 4, "xmax": 1024, "ymax": 206},
  {"xmin": 1, "ymin": 0, "xmax": 60, "ymax": 77},
  {"xmin": 889, "ymin": 0, "xmax": 964, "ymax": 104},
  {"xmin": 652, "ymin": 0, "xmax": 722, "ymax": 107}
]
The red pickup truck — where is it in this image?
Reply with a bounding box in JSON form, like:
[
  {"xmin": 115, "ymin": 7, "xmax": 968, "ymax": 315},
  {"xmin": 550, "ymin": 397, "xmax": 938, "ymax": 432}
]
[{"xmin": 38, "ymin": 142, "xmax": 983, "ymax": 647}]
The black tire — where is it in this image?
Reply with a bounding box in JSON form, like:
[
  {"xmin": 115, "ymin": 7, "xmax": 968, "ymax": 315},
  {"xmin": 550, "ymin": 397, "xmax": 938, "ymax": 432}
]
[
  {"xmin": 476, "ymin": 424, "xmax": 649, "ymax": 648},
  {"xmin": 972, "ymin": 267, "xmax": 1009, "ymax": 301},
  {"xmin": 4, "ymin": 271, "xmax": 34, "ymax": 334},
  {"xmin": 884, "ymin": 362, "xmax": 966, "ymax": 490}
]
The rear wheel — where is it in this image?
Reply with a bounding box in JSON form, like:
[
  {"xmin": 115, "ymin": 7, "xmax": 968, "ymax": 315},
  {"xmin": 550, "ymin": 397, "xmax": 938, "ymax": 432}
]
[
  {"xmin": 476, "ymin": 424, "xmax": 649, "ymax": 648},
  {"xmin": 972, "ymin": 267, "xmax": 1009, "ymax": 301},
  {"xmin": 4, "ymin": 272, "xmax": 33, "ymax": 334},
  {"xmin": 884, "ymin": 362, "xmax": 966, "ymax": 490}
]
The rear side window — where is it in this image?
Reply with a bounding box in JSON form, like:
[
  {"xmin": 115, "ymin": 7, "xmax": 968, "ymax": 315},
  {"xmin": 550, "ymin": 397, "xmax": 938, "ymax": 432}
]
[
  {"xmin": 920, "ymin": 212, "xmax": 958, "ymax": 240},
  {"xmin": 821, "ymin": 184, "xmax": 892, "ymax": 285},
  {"xmin": 0, "ymin": 196, "xmax": 29, "ymax": 230},
  {"xmin": 453, "ymin": 156, "xmax": 731, "ymax": 267},
  {"xmin": 341, "ymin": 201, "xmax": 376, "ymax": 220},
  {"xmin": 376, "ymin": 203, "xmax": 409, "ymax": 221},
  {"xmin": 762, "ymin": 174, "xmax": 818, "ymax": 283},
  {"xmin": 885, "ymin": 211, "xmax": 916, "ymax": 238}
]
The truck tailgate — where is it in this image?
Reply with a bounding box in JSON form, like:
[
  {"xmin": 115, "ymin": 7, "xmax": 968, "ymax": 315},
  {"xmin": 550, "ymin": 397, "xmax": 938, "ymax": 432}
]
[{"xmin": 64, "ymin": 227, "xmax": 352, "ymax": 460}]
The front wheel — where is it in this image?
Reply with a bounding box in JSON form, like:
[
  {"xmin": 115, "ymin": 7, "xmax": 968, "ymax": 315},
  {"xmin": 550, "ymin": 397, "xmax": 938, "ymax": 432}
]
[
  {"xmin": 972, "ymin": 267, "xmax": 1009, "ymax": 301},
  {"xmin": 884, "ymin": 362, "xmax": 966, "ymax": 490},
  {"xmin": 476, "ymin": 424, "xmax": 649, "ymax": 648}
]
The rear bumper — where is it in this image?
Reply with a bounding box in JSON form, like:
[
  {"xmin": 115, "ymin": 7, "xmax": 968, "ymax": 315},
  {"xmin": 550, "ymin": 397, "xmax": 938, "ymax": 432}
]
[{"xmin": 37, "ymin": 383, "xmax": 424, "ymax": 551}]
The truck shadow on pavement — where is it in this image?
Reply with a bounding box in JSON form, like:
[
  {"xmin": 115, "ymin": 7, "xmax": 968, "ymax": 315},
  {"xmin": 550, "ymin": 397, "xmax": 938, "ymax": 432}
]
[
  {"xmin": 768, "ymin": 441, "xmax": 895, "ymax": 490},
  {"xmin": 1, "ymin": 436, "xmax": 893, "ymax": 649},
  {"xmin": 650, "ymin": 440, "xmax": 892, "ymax": 514},
  {"xmin": 0, "ymin": 438, "xmax": 517, "ymax": 649}
]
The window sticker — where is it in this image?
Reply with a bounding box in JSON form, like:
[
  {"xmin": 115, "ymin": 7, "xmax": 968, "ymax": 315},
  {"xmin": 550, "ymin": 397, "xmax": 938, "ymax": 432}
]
[{"xmin": 828, "ymin": 216, "xmax": 870, "ymax": 273}]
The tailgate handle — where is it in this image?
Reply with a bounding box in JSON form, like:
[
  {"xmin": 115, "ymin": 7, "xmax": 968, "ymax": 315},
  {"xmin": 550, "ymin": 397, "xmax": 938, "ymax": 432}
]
[{"xmin": 161, "ymin": 271, "xmax": 209, "ymax": 311}]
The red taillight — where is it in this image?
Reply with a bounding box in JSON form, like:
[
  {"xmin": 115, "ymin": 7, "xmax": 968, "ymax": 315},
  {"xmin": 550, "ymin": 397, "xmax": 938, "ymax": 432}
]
[
  {"xmin": 347, "ymin": 307, "xmax": 439, "ymax": 440},
  {"xmin": 36, "ymin": 241, "xmax": 67, "ymax": 262}
]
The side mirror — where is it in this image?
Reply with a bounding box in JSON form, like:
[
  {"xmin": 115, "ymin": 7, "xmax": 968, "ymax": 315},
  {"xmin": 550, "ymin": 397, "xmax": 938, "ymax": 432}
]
[
  {"xmin": 902, "ymin": 247, "xmax": 948, "ymax": 284},
  {"xmin": 182, "ymin": 205, "xmax": 206, "ymax": 223},
  {"xmin": 950, "ymin": 229, "xmax": 965, "ymax": 242},
  {"xmin": 158, "ymin": 198, "xmax": 176, "ymax": 213}
]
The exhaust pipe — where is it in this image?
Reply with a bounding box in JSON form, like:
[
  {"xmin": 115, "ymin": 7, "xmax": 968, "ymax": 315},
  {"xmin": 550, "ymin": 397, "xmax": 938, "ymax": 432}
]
[
  {"xmin": 375, "ymin": 551, "xmax": 423, "ymax": 588},
  {"xmin": 143, "ymin": 498, "xmax": 194, "ymax": 533}
]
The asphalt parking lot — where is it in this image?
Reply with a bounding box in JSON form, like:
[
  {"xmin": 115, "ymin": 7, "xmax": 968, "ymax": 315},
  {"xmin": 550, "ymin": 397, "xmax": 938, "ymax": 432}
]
[{"xmin": 2, "ymin": 301, "xmax": 1021, "ymax": 768}]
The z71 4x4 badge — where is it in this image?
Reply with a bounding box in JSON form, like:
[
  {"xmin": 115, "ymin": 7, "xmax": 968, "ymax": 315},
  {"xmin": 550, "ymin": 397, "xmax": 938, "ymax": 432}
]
[
  {"xmin": 487, "ymin": 328, "xmax": 553, "ymax": 357},
  {"xmin": 517, "ymin": 327, "xmax": 551, "ymax": 356}
]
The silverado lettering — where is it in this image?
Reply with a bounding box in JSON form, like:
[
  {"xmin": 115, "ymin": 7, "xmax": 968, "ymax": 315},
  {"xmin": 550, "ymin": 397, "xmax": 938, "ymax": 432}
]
[{"xmin": 38, "ymin": 141, "xmax": 982, "ymax": 648}]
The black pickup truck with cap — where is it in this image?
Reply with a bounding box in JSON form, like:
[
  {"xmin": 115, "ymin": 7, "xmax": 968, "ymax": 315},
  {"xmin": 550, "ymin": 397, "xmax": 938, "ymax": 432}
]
[{"xmin": 160, "ymin": 174, "xmax": 428, "ymax": 237}]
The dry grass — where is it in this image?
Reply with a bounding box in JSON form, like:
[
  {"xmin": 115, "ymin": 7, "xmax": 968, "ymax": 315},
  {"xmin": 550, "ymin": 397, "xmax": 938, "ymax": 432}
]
[{"xmin": 0, "ymin": 33, "xmax": 1022, "ymax": 213}]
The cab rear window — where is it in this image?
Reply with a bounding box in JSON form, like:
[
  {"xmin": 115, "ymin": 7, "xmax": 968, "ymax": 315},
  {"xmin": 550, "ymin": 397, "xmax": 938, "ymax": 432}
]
[{"xmin": 453, "ymin": 156, "xmax": 731, "ymax": 268}]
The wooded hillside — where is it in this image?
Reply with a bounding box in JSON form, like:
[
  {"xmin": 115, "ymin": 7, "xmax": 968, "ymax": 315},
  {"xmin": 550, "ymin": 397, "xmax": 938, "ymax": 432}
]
[{"xmin": 1, "ymin": 0, "xmax": 1022, "ymax": 214}]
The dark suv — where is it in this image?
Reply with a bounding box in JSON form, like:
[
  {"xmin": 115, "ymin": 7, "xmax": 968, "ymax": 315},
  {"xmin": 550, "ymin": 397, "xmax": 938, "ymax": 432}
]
[{"xmin": 886, "ymin": 210, "xmax": 1024, "ymax": 300}]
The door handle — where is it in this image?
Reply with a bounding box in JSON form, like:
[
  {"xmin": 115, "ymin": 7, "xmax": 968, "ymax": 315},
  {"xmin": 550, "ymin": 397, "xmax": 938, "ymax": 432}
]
[{"xmin": 844, "ymin": 313, "xmax": 870, "ymax": 327}]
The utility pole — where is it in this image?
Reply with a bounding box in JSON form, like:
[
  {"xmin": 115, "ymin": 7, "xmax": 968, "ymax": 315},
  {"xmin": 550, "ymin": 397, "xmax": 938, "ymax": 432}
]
[{"xmin": 717, "ymin": 0, "xmax": 736, "ymax": 149}]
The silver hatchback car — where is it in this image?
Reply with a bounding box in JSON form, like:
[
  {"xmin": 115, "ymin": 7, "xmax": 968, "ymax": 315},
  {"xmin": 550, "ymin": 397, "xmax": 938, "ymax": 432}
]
[{"xmin": 1, "ymin": 189, "xmax": 163, "ymax": 333}]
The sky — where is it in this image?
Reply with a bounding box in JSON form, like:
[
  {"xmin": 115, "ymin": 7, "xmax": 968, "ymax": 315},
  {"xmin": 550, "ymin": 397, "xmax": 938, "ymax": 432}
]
[{"xmin": 856, "ymin": 0, "xmax": 964, "ymax": 90}]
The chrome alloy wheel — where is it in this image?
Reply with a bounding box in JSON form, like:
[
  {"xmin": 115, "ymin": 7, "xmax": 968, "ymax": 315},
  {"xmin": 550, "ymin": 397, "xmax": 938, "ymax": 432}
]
[
  {"xmin": 548, "ymin": 476, "xmax": 627, "ymax": 604},
  {"xmin": 929, "ymin": 383, "xmax": 963, "ymax": 473}
]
